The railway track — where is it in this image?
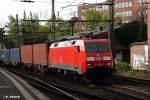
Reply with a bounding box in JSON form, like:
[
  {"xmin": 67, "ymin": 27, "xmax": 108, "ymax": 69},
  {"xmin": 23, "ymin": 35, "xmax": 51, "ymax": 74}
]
[
  {"xmin": 101, "ymin": 84, "xmax": 150, "ymax": 100},
  {"xmin": 107, "ymin": 74, "xmax": 150, "ymax": 100},
  {"xmin": 113, "ymin": 74, "xmax": 150, "ymax": 85},
  {"xmin": 88, "ymin": 73, "xmax": 150, "ymax": 100},
  {"xmin": 3, "ymin": 68, "xmax": 107, "ymax": 100},
  {"xmin": 45, "ymin": 75, "xmax": 147, "ymax": 100},
  {"xmin": 88, "ymin": 82, "xmax": 144, "ymax": 100},
  {"xmin": 2, "ymin": 66, "xmax": 150, "ymax": 100}
]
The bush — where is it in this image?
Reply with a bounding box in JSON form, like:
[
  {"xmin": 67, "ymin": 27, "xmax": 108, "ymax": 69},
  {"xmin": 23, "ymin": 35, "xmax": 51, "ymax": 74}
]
[
  {"xmin": 115, "ymin": 62, "xmax": 150, "ymax": 77},
  {"xmin": 128, "ymin": 69, "xmax": 149, "ymax": 75},
  {"xmin": 115, "ymin": 61, "xmax": 132, "ymax": 72}
]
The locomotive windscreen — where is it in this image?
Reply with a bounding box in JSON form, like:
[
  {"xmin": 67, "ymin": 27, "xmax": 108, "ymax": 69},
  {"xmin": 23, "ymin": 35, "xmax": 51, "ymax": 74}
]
[{"xmin": 85, "ymin": 43, "xmax": 109, "ymax": 52}]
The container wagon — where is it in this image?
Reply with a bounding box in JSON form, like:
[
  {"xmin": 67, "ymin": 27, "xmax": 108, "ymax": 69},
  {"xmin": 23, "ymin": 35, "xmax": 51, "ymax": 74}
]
[
  {"xmin": 33, "ymin": 43, "xmax": 49, "ymax": 70},
  {"xmin": 9, "ymin": 48, "xmax": 20, "ymax": 66},
  {"xmin": 20, "ymin": 45, "xmax": 33, "ymax": 67},
  {"xmin": 1, "ymin": 49, "xmax": 10, "ymax": 65}
]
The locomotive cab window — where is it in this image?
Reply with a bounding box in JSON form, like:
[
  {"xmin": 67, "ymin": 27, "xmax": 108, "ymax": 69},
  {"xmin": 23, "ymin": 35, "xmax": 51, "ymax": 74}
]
[{"xmin": 85, "ymin": 43, "xmax": 109, "ymax": 52}]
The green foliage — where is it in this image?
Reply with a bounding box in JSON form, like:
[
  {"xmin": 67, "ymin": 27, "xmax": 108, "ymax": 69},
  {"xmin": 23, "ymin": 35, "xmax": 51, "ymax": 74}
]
[
  {"xmin": 5, "ymin": 11, "xmax": 52, "ymax": 46},
  {"xmin": 84, "ymin": 9, "xmax": 103, "ymax": 30},
  {"xmin": 127, "ymin": 70, "xmax": 142, "ymax": 75},
  {"xmin": 101, "ymin": 14, "xmax": 109, "ymax": 27},
  {"xmin": 127, "ymin": 69, "xmax": 150, "ymax": 76},
  {"xmin": 7, "ymin": 15, "xmax": 16, "ymax": 34},
  {"xmin": 115, "ymin": 16, "xmax": 122, "ymax": 26},
  {"xmin": 6, "ymin": 11, "xmax": 80, "ymax": 47},
  {"xmin": 83, "ymin": 9, "xmax": 122, "ymax": 31},
  {"xmin": 46, "ymin": 17, "xmax": 79, "ymax": 41},
  {"xmin": 19, "ymin": 11, "xmax": 41, "ymax": 45},
  {"xmin": 115, "ymin": 61, "xmax": 132, "ymax": 72},
  {"xmin": 3, "ymin": 35, "xmax": 16, "ymax": 48},
  {"xmin": 4, "ymin": 15, "xmax": 17, "ymax": 48},
  {"xmin": 115, "ymin": 61, "xmax": 150, "ymax": 78}
]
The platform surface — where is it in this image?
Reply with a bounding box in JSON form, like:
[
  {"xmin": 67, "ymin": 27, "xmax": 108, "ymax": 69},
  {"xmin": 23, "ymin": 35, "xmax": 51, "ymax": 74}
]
[
  {"xmin": 0, "ymin": 68, "xmax": 49, "ymax": 100},
  {"xmin": 0, "ymin": 70, "xmax": 25, "ymax": 100}
]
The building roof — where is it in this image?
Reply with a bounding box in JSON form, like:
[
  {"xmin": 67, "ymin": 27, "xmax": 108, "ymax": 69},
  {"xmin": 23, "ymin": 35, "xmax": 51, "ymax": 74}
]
[
  {"xmin": 75, "ymin": 31, "xmax": 93, "ymax": 35},
  {"xmin": 57, "ymin": 35, "xmax": 80, "ymax": 41},
  {"xmin": 130, "ymin": 41, "xmax": 148, "ymax": 46},
  {"xmin": 74, "ymin": 26, "xmax": 121, "ymax": 36}
]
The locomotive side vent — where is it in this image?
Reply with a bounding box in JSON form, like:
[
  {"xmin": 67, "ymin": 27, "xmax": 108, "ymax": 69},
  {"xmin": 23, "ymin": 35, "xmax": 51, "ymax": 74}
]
[
  {"xmin": 54, "ymin": 43, "xmax": 59, "ymax": 47},
  {"xmin": 71, "ymin": 41, "xmax": 76, "ymax": 45}
]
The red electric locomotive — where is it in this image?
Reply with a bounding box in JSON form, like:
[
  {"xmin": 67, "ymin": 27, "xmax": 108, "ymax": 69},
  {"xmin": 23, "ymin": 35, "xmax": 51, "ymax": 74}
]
[{"xmin": 49, "ymin": 39, "xmax": 113, "ymax": 75}]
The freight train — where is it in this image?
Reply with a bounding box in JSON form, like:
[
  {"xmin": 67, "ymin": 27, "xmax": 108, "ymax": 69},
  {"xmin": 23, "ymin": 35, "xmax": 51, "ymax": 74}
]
[{"xmin": 0, "ymin": 39, "xmax": 113, "ymax": 76}]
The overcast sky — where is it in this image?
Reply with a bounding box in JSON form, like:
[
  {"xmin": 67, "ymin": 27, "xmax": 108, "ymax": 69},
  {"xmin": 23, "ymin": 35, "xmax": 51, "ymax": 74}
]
[{"xmin": 0, "ymin": 0, "xmax": 106, "ymax": 27}]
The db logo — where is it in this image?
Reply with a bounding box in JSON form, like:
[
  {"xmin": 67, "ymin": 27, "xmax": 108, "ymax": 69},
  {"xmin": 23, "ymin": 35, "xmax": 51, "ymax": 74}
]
[{"xmin": 96, "ymin": 54, "xmax": 99, "ymax": 56}]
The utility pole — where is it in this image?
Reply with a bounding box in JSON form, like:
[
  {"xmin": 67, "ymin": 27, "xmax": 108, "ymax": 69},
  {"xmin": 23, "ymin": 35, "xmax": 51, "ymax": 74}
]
[
  {"xmin": 16, "ymin": 14, "xmax": 19, "ymax": 47},
  {"xmin": 70, "ymin": 14, "xmax": 77, "ymax": 36},
  {"xmin": 57, "ymin": 11, "xmax": 59, "ymax": 19},
  {"xmin": 71, "ymin": 22, "xmax": 74, "ymax": 36},
  {"xmin": 0, "ymin": 28, "xmax": 5, "ymax": 60},
  {"xmin": 108, "ymin": 0, "xmax": 115, "ymax": 69},
  {"xmin": 31, "ymin": 20, "xmax": 34, "ymax": 43},
  {"xmin": 138, "ymin": 0, "xmax": 144, "ymax": 41},
  {"xmin": 19, "ymin": 0, "xmax": 57, "ymax": 42},
  {"xmin": 52, "ymin": 0, "xmax": 55, "ymax": 42}
]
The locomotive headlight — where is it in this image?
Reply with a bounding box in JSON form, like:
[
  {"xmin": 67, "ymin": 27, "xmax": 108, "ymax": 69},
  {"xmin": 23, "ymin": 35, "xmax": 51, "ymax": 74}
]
[
  {"xmin": 87, "ymin": 63, "xmax": 91, "ymax": 68},
  {"xmin": 87, "ymin": 57, "xmax": 95, "ymax": 61},
  {"xmin": 108, "ymin": 63, "xmax": 111, "ymax": 66},
  {"xmin": 103, "ymin": 56, "xmax": 111, "ymax": 60}
]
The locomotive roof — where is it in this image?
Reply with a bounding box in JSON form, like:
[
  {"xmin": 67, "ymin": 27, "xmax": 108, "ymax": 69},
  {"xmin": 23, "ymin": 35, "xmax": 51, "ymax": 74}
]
[
  {"xmin": 50, "ymin": 39, "xmax": 108, "ymax": 48},
  {"xmin": 50, "ymin": 39, "xmax": 81, "ymax": 48}
]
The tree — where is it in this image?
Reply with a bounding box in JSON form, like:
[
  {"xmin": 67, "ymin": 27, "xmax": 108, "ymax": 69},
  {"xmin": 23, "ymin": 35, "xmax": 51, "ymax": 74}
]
[
  {"xmin": 6, "ymin": 10, "xmax": 82, "ymax": 46},
  {"xmin": 115, "ymin": 16, "xmax": 122, "ymax": 26},
  {"xmin": 84, "ymin": 9, "xmax": 103, "ymax": 30},
  {"xmin": 83, "ymin": 9, "xmax": 124, "ymax": 31},
  {"xmin": 101, "ymin": 14, "xmax": 109, "ymax": 29},
  {"xmin": 6, "ymin": 11, "xmax": 51, "ymax": 46},
  {"xmin": 5, "ymin": 15, "xmax": 17, "ymax": 48},
  {"xmin": 19, "ymin": 11, "xmax": 48, "ymax": 45},
  {"xmin": 46, "ymin": 17, "xmax": 74, "ymax": 40},
  {"xmin": 7, "ymin": 15, "xmax": 17, "ymax": 35}
]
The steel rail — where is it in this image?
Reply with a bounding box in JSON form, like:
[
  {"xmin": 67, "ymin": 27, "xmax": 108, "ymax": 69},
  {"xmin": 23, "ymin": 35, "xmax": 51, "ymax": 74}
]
[
  {"xmin": 6, "ymin": 68, "xmax": 107, "ymax": 100},
  {"xmin": 7, "ymin": 69, "xmax": 80, "ymax": 100},
  {"xmin": 113, "ymin": 74, "xmax": 150, "ymax": 85}
]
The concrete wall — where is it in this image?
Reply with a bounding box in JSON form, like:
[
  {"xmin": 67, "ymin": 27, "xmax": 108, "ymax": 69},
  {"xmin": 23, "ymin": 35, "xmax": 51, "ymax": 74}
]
[{"xmin": 130, "ymin": 45, "xmax": 148, "ymax": 70}]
